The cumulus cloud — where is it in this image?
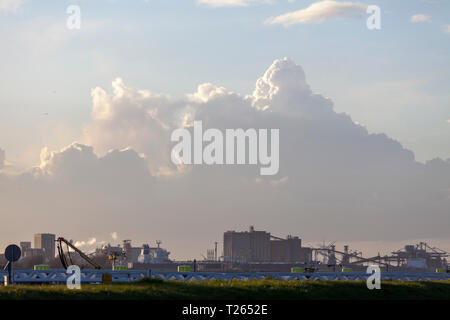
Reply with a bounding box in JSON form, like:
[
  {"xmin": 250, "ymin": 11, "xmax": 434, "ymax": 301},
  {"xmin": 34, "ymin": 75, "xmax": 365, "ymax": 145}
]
[
  {"xmin": 74, "ymin": 237, "xmax": 97, "ymax": 248},
  {"xmin": 73, "ymin": 237, "xmax": 107, "ymax": 253},
  {"xmin": 1, "ymin": 58, "xmax": 450, "ymax": 258},
  {"xmin": 197, "ymin": 0, "xmax": 271, "ymax": 7},
  {"xmin": 35, "ymin": 142, "xmax": 152, "ymax": 191},
  {"xmin": 410, "ymin": 14, "xmax": 431, "ymax": 23},
  {"xmin": 0, "ymin": 0, "xmax": 23, "ymax": 13},
  {"xmin": 265, "ymin": 0, "xmax": 367, "ymax": 27},
  {"xmin": 84, "ymin": 78, "xmax": 182, "ymax": 176}
]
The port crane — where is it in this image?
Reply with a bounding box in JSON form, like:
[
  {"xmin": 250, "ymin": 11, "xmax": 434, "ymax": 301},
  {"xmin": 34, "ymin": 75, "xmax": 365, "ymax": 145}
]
[
  {"xmin": 308, "ymin": 241, "xmax": 393, "ymax": 269},
  {"xmin": 56, "ymin": 237, "xmax": 102, "ymax": 270}
]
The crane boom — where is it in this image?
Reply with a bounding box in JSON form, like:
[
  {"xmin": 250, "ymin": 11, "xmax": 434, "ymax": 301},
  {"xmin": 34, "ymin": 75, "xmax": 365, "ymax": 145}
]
[
  {"xmin": 57, "ymin": 237, "xmax": 102, "ymax": 270},
  {"xmin": 312, "ymin": 247, "xmax": 390, "ymax": 267}
]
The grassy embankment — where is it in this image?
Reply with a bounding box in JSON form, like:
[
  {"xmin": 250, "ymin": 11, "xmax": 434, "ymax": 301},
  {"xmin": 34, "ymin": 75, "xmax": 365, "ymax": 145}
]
[{"xmin": 0, "ymin": 278, "xmax": 449, "ymax": 300}]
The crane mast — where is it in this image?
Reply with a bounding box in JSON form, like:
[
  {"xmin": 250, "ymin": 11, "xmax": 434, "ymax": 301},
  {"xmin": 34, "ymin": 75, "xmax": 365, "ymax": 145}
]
[{"xmin": 57, "ymin": 237, "xmax": 102, "ymax": 270}]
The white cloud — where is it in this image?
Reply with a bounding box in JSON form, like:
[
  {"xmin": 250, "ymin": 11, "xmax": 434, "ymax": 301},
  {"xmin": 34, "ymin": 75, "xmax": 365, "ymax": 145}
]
[
  {"xmin": 74, "ymin": 237, "xmax": 97, "ymax": 248},
  {"xmin": 1, "ymin": 58, "xmax": 450, "ymax": 258},
  {"xmin": 0, "ymin": 0, "xmax": 24, "ymax": 13},
  {"xmin": 410, "ymin": 14, "xmax": 431, "ymax": 23},
  {"xmin": 36, "ymin": 142, "xmax": 152, "ymax": 188},
  {"xmin": 197, "ymin": 0, "xmax": 271, "ymax": 7},
  {"xmin": 73, "ymin": 237, "xmax": 108, "ymax": 252},
  {"xmin": 84, "ymin": 78, "xmax": 178, "ymax": 176},
  {"xmin": 265, "ymin": 0, "xmax": 367, "ymax": 27}
]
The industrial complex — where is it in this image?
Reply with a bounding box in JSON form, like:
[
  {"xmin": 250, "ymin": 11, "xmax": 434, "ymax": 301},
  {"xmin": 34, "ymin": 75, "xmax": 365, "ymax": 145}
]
[
  {"xmin": 221, "ymin": 226, "xmax": 449, "ymax": 272},
  {"xmin": 224, "ymin": 226, "xmax": 311, "ymax": 263},
  {"xmin": 1, "ymin": 227, "xmax": 448, "ymax": 273}
]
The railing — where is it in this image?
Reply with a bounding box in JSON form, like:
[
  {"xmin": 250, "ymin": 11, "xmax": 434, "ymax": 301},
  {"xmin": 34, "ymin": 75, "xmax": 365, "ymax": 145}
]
[
  {"xmin": 0, "ymin": 270, "xmax": 449, "ymax": 283},
  {"xmin": 151, "ymin": 271, "xmax": 450, "ymax": 282}
]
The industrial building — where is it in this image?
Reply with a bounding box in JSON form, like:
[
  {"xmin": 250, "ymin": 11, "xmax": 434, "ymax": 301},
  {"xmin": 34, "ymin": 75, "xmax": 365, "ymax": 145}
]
[
  {"xmin": 224, "ymin": 226, "xmax": 312, "ymax": 263},
  {"xmin": 224, "ymin": 226, "xmax": 270, "ymax": 263},
  {"xmin": 20, "ymin": 241, "xmax": 44, "ymax": 258},
  {"xmin": 123, "ymin": 240, "xmax": 141, "ymax": 262},
  {"xmin": 8, "ymin": 230, "xmax": 447, "ymax": 273},
  {"xmin": 34, "ymin": 233, "xmax": 55, "ymax": 261},
  {"xmin": 222, "ymin": 230, "xmax": 448, "ymax": 272},
  {"xmin": 223, "ymin": 228, "xmax": 448, "ymax": 271},
  {"xmin": 309, "ymin": 241, "xmax": 449, "ymax": 272},
  {"xmin": 20, "ymin": 241, "xmax": 31, "ymax": 252},
  {"xmin": 95, "ymin": 240, "xmax": 171, "ymax": 265},
  {"xmin": 137, "ymin": 242, "xmax": 170, "ymax": 264},
  {"xmin": 270, "ymin": 235, "xmax": 313, "ymax": 263},
  {"xmin": 389, "ymin": 243, "xmax": 448, "ymax": 270}
]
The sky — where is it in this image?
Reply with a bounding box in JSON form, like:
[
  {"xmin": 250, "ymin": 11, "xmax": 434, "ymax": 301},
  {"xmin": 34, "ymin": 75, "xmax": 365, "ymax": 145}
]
[{"xmin": 0, "ymin": 0, "xmax": 449, "ymax": 260}]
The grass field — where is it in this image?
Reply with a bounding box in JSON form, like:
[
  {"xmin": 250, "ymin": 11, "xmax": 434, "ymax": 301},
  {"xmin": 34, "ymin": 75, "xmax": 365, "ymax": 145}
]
[{"xmin": 0, "ymin": 279, "xmax": 449, "ymax": 300}]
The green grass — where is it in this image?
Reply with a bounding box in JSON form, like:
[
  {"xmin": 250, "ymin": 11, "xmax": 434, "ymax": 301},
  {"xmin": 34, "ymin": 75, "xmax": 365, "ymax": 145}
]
[{"xmin": 0, "ymin": 279, "xmax": 449, "ymax": 300}]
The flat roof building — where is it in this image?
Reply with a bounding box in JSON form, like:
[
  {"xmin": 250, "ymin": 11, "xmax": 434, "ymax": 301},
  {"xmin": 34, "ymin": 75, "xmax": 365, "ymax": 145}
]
[
  {"xmin": 20, "ymin": 241, "xmax": 31, "ymax": 252},
  {"xmin": 270, "ymin": 236, "xmax": 302, "ymax": 262},
  {"xmin": 224, "ymin": 226, "xmax": 312, "ymax": 263},
  {"xmin": 224, "ymin": 226, "xmax": 271, "ymax": 263},
  {"xmin": 34, "ymin": 233, "xmax": 55, "ymax": 261}
]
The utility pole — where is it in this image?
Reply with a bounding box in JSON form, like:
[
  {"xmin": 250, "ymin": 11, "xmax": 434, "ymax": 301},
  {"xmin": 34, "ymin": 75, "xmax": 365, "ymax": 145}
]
[{"xmin": 214, "ymin": 242, "xmax": 218, "ymax": 261}]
